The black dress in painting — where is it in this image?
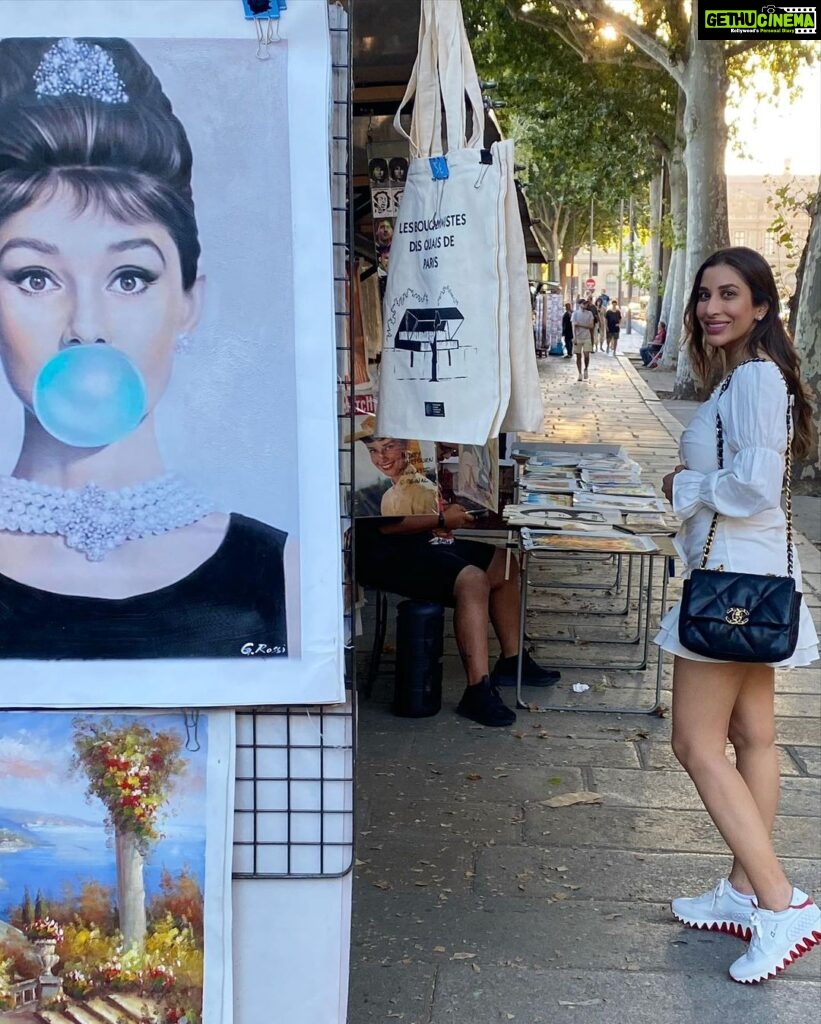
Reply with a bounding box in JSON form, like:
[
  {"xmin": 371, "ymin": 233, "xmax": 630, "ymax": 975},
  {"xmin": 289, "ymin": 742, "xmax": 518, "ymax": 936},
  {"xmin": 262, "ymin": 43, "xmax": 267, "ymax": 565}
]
[{"xmin": 0, "ymin": 514, "xmax": 287, "ymax": 659}]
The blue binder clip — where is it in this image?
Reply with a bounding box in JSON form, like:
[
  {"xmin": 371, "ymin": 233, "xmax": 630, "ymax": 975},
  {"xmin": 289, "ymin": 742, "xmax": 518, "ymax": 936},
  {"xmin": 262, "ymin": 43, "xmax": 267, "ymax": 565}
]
[
  {"xmin": 243, "ymin": 0, "xmax": 282, "ymax": 16},
  {"xmin": 429, "ymin": 156, "xmax": 449, "ymax": 180},
  {"xmin": 244, "ymin": 0, "xmax": 284, "ymax": 58}
]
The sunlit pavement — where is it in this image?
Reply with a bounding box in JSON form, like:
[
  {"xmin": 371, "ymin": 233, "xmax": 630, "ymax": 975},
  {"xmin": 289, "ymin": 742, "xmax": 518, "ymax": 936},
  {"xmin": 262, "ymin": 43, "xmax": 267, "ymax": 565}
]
[{"xmin": 349, "ymin": 346, "xmax": 821, "ymax": 1024}]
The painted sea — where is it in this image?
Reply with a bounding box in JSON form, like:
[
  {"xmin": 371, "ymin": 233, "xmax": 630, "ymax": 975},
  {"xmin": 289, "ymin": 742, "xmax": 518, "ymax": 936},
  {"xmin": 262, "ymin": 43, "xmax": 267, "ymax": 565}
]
[{"xmin": 0, "ymin": 817, "xmax": 204, "ymax": 914}]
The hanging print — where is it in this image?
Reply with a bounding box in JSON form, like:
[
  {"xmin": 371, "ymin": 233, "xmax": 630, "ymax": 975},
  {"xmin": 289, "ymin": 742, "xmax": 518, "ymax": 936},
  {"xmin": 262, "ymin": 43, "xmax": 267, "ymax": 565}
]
[
  {"xmin": 0, "ymin": 710, "xmax": 234, "ymax": 1023},
  {"xmin": 347, "ymin": 394, "xmax": 440, "ymax": 518},
  {"xmin": 0, "ymin": 3, "xmax": 343, "ymax": 706},
  {"xmin": 367, "ymin": 141, "xmax": 408, "ymax": 286}
]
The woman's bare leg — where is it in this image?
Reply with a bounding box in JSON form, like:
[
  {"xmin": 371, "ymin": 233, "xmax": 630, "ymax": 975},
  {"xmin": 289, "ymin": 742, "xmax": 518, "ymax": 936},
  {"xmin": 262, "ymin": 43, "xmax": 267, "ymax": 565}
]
[
  {"xmin": 725, "ymin": 664, "xmax": 781, "ymax": 894},
  {"xmin": 671, "ymin": 656, "xmax": 792, "ymax": 911}
]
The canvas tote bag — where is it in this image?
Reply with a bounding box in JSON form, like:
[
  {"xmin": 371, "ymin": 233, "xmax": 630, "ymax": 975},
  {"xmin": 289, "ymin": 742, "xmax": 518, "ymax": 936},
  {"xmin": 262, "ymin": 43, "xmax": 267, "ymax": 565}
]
[
  {"xmin": 497, "ymin": 138, "xmax": 545, "ymax": 434},
  {"xmin": 377, "ymin": 0, "xmax": 527, "ymax": 444}
]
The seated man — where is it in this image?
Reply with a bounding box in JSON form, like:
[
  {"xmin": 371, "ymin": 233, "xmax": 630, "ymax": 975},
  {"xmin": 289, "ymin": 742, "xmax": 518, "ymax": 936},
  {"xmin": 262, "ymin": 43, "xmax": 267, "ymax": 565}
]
[
  {"xmin": 355, "ymin": 505, "xmax": 560, "ymax": 727},
  {"xmin": 640, "ymin": 321, "xmax": 666, "ymax": 366}
]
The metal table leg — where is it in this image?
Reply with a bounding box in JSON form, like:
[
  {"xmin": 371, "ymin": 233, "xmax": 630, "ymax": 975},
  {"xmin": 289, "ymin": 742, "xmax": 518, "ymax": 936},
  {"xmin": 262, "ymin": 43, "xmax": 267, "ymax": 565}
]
[
  {"xmin": 515, "ymin": 548, "xmax": 529, "ymax": 709},
  {"xmin": 517, "ymin": 549, "xmax": 669, "ymax": 715}
]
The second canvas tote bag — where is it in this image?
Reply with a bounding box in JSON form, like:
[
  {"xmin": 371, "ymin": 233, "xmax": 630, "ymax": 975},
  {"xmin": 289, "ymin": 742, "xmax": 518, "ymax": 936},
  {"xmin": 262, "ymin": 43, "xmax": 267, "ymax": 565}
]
[{"xmin": 377, "ymin": 0, "xmax": 542, "ymax": 444}]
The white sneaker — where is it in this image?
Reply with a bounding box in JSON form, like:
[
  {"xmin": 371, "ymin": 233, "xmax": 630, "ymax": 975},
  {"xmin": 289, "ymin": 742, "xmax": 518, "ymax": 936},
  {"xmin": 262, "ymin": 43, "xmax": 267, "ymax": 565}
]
[
  {"xmin": 583, "ymin": 369, "xmax": 589, "ymax": 380},
  {"xmin": 729, "ymin": 888, "xmax": 821, "ymax": 983},
  {"xmin": 671, "ymin": 878, "xmax": 754, "ymax": 939},
  {"xmin": 577, "ymin": 373, "xmax": 583, "ymax": 381}
]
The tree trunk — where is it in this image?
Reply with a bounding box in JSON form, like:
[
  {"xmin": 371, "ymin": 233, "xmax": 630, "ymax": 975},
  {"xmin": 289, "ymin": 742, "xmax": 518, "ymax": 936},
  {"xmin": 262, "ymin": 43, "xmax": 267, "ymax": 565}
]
[
  {"xmin": 661, "ymin": 114, "xmax": 688, "ymax": 371},
  {"xmin": 660, "ymin": 159, "xmax": 672, "ymax": 301},
  {"xmin": 789, "ymin": 185, "xmax": 819, "ymax": 339},
  {"xmin": 645, "ymin": 166, "xmax": 664, "ymax": 334},
  {"xmin": 675, "ymin": 32, "xmax": 730, "ymax": 398},
  {"xmin": 115, "ymin": 828, "xmax": 146, "ymax": 951},
  {"xmin": 793, "ymin": 195, "xmax": 821, "ymax": 481},
  {"xmin": 681, "ymin": 28, "xmax": 730, "ymax": 289}
]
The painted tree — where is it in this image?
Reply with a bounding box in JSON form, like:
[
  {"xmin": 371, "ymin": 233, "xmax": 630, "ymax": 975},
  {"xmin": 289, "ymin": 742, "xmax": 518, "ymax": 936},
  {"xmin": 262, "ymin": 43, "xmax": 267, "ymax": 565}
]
[
  {"xmin": 501, "ymin": 0, "xmax": 815, "ymax": 396},
  {"xmin": 73, "ymin": 718, "xmax": 185, "ymax": 952},
  {"xmin": 21, "ymin": 888, "xmax": 33, "ymax": 927},
  {"xmin": 33, "ymin": 891, "xmax": 48, "ymax": 921}
]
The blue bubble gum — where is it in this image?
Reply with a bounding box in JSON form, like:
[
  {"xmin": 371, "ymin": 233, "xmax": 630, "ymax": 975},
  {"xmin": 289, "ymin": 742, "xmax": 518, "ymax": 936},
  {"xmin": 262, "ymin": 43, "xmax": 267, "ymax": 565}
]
[{"xmin": 33, "ymin": 346, "xmax": 147, "ymax": 448}]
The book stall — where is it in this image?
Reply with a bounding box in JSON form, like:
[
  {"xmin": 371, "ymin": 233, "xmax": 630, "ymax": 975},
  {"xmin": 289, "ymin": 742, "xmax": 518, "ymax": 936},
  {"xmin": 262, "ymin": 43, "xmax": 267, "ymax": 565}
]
[
  {"xmin": 502, "ymin": 444, "xmax": 677, "ymax": 714},
  {"xmin": 0, "ymin": 3, "xmax": 351, "ymax": 1023},
  {"xmin": 0, "ymin": 1, "xmax": 687, "ymax": 1022}
]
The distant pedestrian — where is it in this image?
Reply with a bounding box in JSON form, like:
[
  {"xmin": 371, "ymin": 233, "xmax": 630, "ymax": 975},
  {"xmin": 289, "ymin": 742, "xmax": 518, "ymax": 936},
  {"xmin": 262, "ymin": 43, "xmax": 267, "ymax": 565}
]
[
  {"xmin": 605, "ymin": 300, "xmax": 622, "ymax": 354},
  {"xmin": 657, "ymin": 246, "xmax": 820, "ymax": 984},
  {"xmin": 561, "ymin": 302, "xmax": 573, "ymax": 357},
  {"xmin": 593, "ymin": 298, "xmax": 607, "ymax": 351},
  {"xmin": 571, "ymin": 300, "xmax": 595, "ymax": 380}
]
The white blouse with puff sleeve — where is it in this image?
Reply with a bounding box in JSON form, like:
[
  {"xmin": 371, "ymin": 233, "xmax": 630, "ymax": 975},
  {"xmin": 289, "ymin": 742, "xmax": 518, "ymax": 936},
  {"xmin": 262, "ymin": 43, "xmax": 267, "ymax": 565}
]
[{"xmin": 655, "ymin": 360, "xmax": 819, "ymax": 667}]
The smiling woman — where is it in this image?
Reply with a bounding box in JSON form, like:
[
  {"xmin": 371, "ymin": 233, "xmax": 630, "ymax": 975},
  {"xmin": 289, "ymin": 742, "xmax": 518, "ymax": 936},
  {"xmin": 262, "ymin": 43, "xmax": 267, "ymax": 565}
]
[
  {"xmin": 362, "ymin": 435, "xmax": 439, "ymax": 515},
  {"xmin": 0, "ymin": 37, "xmax": 288, "ymax": 660}
]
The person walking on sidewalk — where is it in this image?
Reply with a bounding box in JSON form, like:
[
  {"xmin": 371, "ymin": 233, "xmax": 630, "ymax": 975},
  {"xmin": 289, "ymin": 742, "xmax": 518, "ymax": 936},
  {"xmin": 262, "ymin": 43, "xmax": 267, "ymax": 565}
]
[
  {"xmin": 656, "ymin": 247, "xmax": 820, "ymax": 984},
  {"xmin": 593, "ymin": 298, "xmax": 607, "ymax": 351},
  {"xmin": 561, "ymin": 302, "xmax": 574, "ymax": 357},
  {"xmin": 605, "ymin": 300, "xmax": 622, "ymax": 354},
  {"xmin": 571, "ymin": 299, "xmax": 595, "ymax": 380}
]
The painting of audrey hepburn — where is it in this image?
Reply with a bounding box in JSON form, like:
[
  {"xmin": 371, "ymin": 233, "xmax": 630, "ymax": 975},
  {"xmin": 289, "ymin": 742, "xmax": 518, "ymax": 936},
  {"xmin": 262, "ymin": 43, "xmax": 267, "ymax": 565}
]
[{"xmin": 0, "ymin": 25, "xmax": 343, "ymax": 705}]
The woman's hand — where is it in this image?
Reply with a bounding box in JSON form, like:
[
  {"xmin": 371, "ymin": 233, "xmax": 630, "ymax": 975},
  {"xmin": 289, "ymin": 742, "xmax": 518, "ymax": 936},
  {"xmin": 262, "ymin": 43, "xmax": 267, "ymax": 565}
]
[
  {"xmin": 662, "ymin": 465, "xmax": 686, "ymax": 503},
  {"xmin": 441, "ymin": 503, "xmax": 471, "ymax": 530}
]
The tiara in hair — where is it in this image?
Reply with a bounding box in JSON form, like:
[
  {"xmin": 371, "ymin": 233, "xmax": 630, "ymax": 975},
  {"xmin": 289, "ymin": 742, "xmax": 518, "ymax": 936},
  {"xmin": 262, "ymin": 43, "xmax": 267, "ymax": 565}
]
[{"xmin": 33, "ymin": 38, "xmax": 129, "ymax": 104}]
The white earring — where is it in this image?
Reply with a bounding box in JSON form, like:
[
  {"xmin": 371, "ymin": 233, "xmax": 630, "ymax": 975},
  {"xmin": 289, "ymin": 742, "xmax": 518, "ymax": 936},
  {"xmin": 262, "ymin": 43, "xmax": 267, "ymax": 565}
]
[{"xmin": 175, "ymin": 331, "xmax": 193, "ymax": 354}]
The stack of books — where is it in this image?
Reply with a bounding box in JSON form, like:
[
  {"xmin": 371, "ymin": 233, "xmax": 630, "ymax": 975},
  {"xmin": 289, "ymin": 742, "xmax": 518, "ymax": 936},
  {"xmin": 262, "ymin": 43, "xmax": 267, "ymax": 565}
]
[{"xmin": 506, "ymin": 447, "xmax": 677, "ymax": 533}]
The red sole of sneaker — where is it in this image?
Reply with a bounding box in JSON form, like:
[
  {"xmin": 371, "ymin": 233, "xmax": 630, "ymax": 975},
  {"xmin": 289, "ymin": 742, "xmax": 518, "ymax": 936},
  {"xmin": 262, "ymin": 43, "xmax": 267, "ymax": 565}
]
[
  {"xmin": 731, "ymin": 928, "xmax": 821, "ymax": 984},
  {"xmin": 673, "ymin": 915, "xmax": 752, "ymax": 941}
]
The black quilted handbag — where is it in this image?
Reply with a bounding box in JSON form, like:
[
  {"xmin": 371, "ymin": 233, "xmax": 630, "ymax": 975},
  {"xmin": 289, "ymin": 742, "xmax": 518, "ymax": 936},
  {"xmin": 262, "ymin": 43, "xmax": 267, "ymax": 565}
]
[{"xmin": 678, "ymin": 361, "xmax": 802, "ymax": 663}]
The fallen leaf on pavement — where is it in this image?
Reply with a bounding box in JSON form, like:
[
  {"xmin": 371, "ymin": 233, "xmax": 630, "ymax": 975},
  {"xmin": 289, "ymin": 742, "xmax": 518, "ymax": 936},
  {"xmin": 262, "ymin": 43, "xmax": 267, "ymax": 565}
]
[{"xmin": 540, "ymin": 791, "xmax": 602, "ymax": 808}]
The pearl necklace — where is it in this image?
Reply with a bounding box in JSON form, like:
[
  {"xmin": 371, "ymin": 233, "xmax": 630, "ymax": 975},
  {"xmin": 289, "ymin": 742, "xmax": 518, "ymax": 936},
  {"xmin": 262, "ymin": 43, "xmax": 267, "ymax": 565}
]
[{"xmin": 0, "ymin": 474, "xmax": 214, "ymax": 562}]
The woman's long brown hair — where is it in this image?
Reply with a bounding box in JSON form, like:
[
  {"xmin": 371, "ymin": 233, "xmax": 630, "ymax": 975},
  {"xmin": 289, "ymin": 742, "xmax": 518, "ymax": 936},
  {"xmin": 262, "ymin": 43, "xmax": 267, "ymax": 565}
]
[{"xmin": 682, "ymin": 247, "xmax": 813, "ymax": 459}]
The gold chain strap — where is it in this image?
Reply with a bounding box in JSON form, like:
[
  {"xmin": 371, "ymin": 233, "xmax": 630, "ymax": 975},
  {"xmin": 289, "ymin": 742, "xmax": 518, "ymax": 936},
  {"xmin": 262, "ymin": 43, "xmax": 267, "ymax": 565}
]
[{"xmin": 698, "ymin": 358, "xmax": 794, "ymax": 576}]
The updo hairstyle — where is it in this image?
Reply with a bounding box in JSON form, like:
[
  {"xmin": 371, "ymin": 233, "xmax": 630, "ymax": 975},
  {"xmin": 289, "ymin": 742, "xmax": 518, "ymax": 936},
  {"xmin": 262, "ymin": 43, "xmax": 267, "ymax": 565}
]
[{"xmin": 0, "ymin": 37, "xmax": 200, "ymax": 289}]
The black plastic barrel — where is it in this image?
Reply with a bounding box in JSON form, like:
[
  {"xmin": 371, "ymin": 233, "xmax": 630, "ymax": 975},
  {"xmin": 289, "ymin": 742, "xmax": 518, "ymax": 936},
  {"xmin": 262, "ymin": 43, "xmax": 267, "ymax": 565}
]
[{"xmin": 393, "ymin": 600, "xmax": 444, "ymax": 717}]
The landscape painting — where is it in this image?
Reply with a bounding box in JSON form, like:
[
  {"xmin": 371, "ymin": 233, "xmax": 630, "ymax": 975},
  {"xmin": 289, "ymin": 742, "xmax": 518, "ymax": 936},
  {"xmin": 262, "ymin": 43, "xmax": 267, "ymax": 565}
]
[{"xmin": 0, "ymin": 711, "xmax": 232, "ymax": 1024}]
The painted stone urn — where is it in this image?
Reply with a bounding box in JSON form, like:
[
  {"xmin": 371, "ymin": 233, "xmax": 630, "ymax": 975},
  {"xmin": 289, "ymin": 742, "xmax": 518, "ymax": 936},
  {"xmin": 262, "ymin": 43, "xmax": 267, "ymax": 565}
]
[{"xmin": 33, "ymin": 938, "xmax": 59, "ymax": 976}]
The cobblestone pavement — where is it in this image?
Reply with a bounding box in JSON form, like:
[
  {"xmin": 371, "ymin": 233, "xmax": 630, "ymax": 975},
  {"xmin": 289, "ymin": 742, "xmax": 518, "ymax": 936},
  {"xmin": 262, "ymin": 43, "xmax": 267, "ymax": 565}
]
[{"xmin": 349, "ymin": 349, "xmax": 821, "ymax": 1024}]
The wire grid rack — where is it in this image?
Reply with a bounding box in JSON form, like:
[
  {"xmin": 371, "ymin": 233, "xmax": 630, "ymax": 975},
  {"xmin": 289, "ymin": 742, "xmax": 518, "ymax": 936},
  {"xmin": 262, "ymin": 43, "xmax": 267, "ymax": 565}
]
[
  {"xmin": 232, "ymin": 702, "xmax": 355, "ymax": 878},
  {"xmin": 232, "ymin": 1, "xmax": 356, "ymax": 882}
]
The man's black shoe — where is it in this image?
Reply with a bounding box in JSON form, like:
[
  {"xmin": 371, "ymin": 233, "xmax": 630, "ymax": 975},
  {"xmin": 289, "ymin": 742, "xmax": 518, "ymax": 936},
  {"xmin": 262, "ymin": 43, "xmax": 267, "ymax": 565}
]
[
  {"xmin": 456, "ymin": 676, "xmax": 516, "ymax": 727},
  {"xmin": 491, "ymin": 652, "xmax": 560, "ymax": 687}
]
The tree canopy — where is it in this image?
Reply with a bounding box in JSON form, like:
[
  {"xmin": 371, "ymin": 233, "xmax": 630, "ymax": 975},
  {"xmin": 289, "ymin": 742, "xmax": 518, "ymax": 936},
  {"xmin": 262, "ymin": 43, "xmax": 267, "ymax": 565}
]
[
  {"xmin": 462, "ymin": 0, "xmax": 675, "ymax": 279},
  {"xmin": 464, "ymin": 0, "xmax": 817, "ymax": 395}
]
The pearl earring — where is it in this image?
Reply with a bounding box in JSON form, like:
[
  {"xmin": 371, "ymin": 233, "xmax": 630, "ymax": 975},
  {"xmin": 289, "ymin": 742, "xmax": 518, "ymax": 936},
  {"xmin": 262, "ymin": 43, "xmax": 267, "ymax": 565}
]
[{"xmin": 175, "ymin": 331, "xmax": 193, "ymax": 354}]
